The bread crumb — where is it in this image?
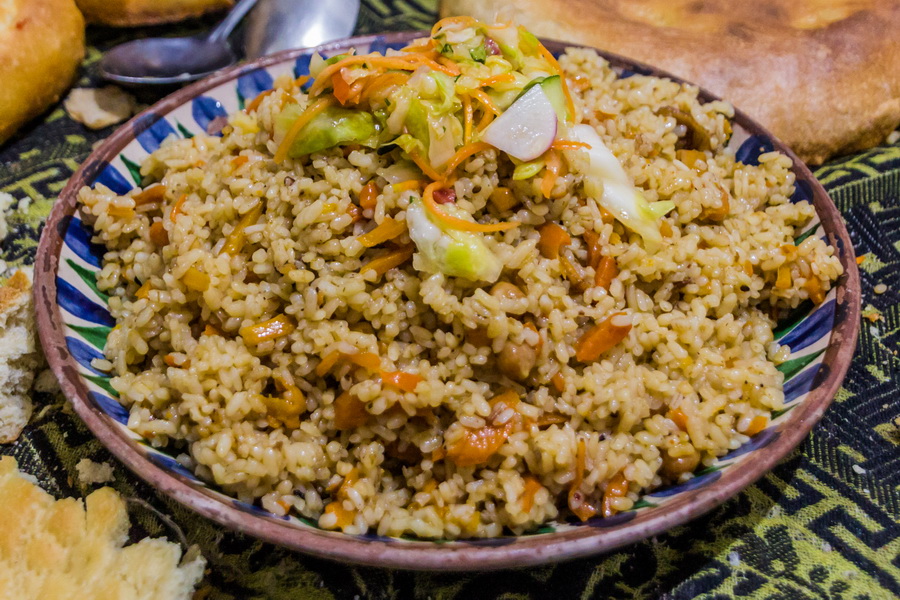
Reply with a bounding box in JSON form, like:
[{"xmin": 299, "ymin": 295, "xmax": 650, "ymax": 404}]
[
  {"xmin": 874, "ymin": 283, "xmax": 887, "ymax": 294},
  {"xmin": 33, "ymin": 368, "xmax": 60, "ymax": 395},
  {"xmin": 0, "ymin": 456, "xmax": 205, "ymax": 599},
  {"xmin": 76, "ymin": 458, "xmax": 115, "ymax": 485},
  {"xmin": 65, "ymin": 86, "xmax": 137, "ymax": 129},
  {"xmin": 852, "ymin": 464, "xmax": 866, "ymax": 474}
]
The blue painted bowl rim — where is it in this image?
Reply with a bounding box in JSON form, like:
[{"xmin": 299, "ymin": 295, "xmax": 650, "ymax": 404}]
[{"xmin": 34, "ymin": 31, "xmax": 861, "ymax": 571}]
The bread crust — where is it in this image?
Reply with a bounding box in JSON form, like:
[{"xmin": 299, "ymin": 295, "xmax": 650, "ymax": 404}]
[
  {"xmin": 440, "ymin": 0, "xmax": 900, "ymax": 164},
  {"xmin": 0, "ymin": 0, "xmax": 85, "ymax": 145},
  {"xmin": 75, "ymin": 0, "xmax": 233, "ymax": 27}
]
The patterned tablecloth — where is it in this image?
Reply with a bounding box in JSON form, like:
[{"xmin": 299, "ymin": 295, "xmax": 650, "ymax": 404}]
[{"xmin": 1, "ymin": 1, "xmax": 899, "ymax": 598}]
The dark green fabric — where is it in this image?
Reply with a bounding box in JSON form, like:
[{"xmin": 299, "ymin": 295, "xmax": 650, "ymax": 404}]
[{"xmin": 1, "ymin": 1, "xmax": 898, "ymax": 598}]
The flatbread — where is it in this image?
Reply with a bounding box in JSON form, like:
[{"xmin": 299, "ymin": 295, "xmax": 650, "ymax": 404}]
[
  {"xmin": 440, "ymin": 0, "xmax": 900, "ymax": 164},
  {"xmin": 75, "ymin": 0, "xmax": 233, "ymax": 27}
]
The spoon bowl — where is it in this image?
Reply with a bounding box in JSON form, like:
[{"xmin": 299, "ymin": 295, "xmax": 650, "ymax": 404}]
[{"xmin": 100, "ymin": 37, "xmax": 238, "ymax": 86}]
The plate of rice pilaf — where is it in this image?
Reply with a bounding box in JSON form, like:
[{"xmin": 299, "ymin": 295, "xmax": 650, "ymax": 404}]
[{"xmin": 36, "ymin": 17, "xmax": 860, "ymax": 569}]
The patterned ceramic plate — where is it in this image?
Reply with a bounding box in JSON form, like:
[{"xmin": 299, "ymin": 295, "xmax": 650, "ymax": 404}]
[{"xmin": 35, "ymin": 33, "xmax": 861, "ymax": 570}]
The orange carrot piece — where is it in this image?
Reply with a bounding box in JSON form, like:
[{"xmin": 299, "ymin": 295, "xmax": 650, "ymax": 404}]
[
  {"xmin": 855, "ymin": 254, "xmax": 866, "ymax": 265},
  {"xmin": 316, "ymin": 350, "xmax": 343, "ymax": 377},
  {"xmin": 359, "ymin": 181, "xmax": 379, "ymax": 210},
  {"xmin": 381, "ymin": 370, "xmax": 424, "ymax": 393},
  {"xmin": 540, "ymin": 150, "xmax": 562, "ymax": 199},
  {"xmin": 744, "ymin": 415, "xmax": 769, "ymax": 436},
  {"xmin": 594, "ymin": 255, "xmax": 618, "ymax": 289},
  {"xmin": 333, "ymin": 391, "xmax": 370, "ymax": 430},
  {"xmin": 274, "ymin": 97, "xmax": 334, "ymax": 163},
  {"xmin": 309, "ymin": 55, "xmax": 423, "ymax": 96},
  {"xmin": 323, "ymin": 501, "xmax": 356, "ymax": 528},
  {"xmin": 135, "ymin": 281, "xmax": 151, "ymax": 299},
  {"xmin": 202, "ymin": 323, "xmax": 223, "ymax": 337},
  {"xmin": 357, "ymin": 217, "xmax": 407, "ymax": 247},
  {"xmin": 776, "ymin": 265, "xmax": 792, "ymax": 289},
  {"xmin": 668, "ymin": 407, "xmax": 689, "ymax": 431},
  {"xmin": 551, "ymin": 372, "xmax": 566, "ymax": 394},
  {"xmin": 537, "ymin": 222, "xmax": 571, "ymax": 259},
  {"xmin": 490, "ymin": 187, "xmax": 519, "ymax": 212},
  {"xmin": 133, "ymin": 184, "xmax": 167, "ymax": 206},
  {"xmin": 574, "ymin": 312, "xmax": 632, "ymax": 362},
  {"xmin": 149, "ymin": 221, "xmax": 168, "ymax": 246},
  {"xmin": 803, "ymin": 277, "xmax": 826, "ymax": 304},
  {"xmin": 182, "ymin": 267, "xmax": 210, "ymax": 292},
  {"xmin": 582, "ymin": 231, "xmax": 602, "ymax": 268},
  {"xmin": 423, "ymin": 182, "xmax": 519, "ymax": 233},
  {"xmin": 446, "ymin": 421, "xmax": 512, "ymax": 467},
  {"xmin": 239, "ymin": 314, "xmax": 295, "ymax": 345},
  {"xmin": 360, "ymin": 244, "xmax": 415, "ymax": 277},
  {"xmin": 219, "ymin": 200, "xmax": 263, "ymax": 255},
  {"xmin": 600, "ymin": 472, "xmax": 629, "ymax": 518},
  {"xmin": 521, "ymin": 476, "xmax": 543, "ymax": 513},
  {"xmin": 331, "ymin": 68, "xmax": 354, "ymax": 105},
  {"xmin": 346, "ymin": 352, "xmax": 381, "ymax": 372},
  {"xmin": 230, "ymin": 155, "xmax": 250, "ymax": 169}
]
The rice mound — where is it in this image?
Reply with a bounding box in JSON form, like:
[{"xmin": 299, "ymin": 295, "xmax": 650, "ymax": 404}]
[{"xmin": 78, "ymin": 49, "xmax": 843, "ymax": 539}]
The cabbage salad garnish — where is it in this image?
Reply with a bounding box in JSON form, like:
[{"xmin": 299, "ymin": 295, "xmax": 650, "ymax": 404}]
[{"xmin": 269, "ymin": 16, "xmax": 672, "ymax": 281}]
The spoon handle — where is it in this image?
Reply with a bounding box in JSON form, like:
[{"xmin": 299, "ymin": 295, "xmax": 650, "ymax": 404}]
[{"xmin": 207, "ymin": 0, "xmax": 260, "ymax": 43}]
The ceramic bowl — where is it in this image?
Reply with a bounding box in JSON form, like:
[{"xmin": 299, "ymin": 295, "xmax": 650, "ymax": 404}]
[{"xmin": 34, "ymin": 32, "xmax": 861, "ymax": 570}]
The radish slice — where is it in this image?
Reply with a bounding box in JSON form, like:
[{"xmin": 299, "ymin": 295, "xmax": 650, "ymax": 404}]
[{"xmin": 481, "ymin": 85, "xmax": 557, "ymax": 161}]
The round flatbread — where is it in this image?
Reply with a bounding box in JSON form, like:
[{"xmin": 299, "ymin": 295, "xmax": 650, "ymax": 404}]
[
  {"xmin": 0, "ymin": 0, "xmax": 85, "ymax": 145},
  {"xmin": 75, "ymin": 0, "xmax": 233, "ymax": 27},
  {"xmin": 440, "ymin": 0, "xmax": 900, "ymax": 164}
]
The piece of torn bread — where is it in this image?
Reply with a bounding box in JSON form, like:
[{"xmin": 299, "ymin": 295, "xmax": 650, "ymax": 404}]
[
  {"xmin": 0, "ymin": 270, "xmax": 39, "ymax": 443},
  {"xmin": 440, "ymin": 0, "xmax": 900, "ymax": 164},
  {"xmin": 0, "ymin": 456, "xmax": 206, "ymax": 599}
]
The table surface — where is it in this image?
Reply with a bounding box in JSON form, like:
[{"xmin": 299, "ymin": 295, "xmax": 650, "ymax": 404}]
[{"xmin": 1, "ymin": 1, "xmax": 899, "ymax": 598}]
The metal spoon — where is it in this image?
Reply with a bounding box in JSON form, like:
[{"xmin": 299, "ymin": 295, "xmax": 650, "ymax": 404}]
[
  {"xmin": 99, "ymin": 0, "xmax": 259, "ymax": 86},
  {"xmin": 243, "ymin": 0, "xmax": 360, "ymax": 59}
]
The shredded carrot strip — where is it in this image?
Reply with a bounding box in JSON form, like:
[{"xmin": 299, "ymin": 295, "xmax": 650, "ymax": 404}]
[
  {"xmin": 423, "ymin": 182, "xmax": 518, "ymax": 233},
  {"xmin": 408, "ymin": 151, "xmax": 444, "ymax": 181},
  {"xmin": 537, "ymin": 42, "xmax": 575, "ymax": 120},
  {"xmin": 360, "ymin": 71, "xmax": 409, "ymax": 103},
  {"xmin": 480, "ymin": 73, "xmax": 515, "ymax": 88},
  {"xmin": 538, "ymin": 222, "xmax": 571, "ymax": 259},
  {"xmin": 551, "ymin": 140, "xmax": 592, "ymax": 151},
  {"xmin": 462, "ymin": 94, "xmax": 473, "ymax": 145},
  {"xmin": 310, "ymin": 55, "xmax": 423, "ymax": 96},
  {"xmin": 294, "ymin": 75, "xmax": 311, "ymax": 87},
  {"xmin": 346, "ymin": 352, "xmax": 381, "ymax": 372},
  {"xmin": 442, "ymin": 142, "xmax": 492, "ymax": 179},
  {"xmin": 431, "ymin": 15, "xmax": 478, "ymax": 37},
  {"xmin": 245, "ymin": 88, "xmax": 275, "ymax": 113},
  {"xmin": 855, "ymin": 254, "xmax": 866, "ymax": 265},
  {"xmin": 381, "ymin": 371, "xmax": 424, "ymax": 393},
  {"xmin": 357, "ymin": 216, "xmax": 407, "ymax": 247},
  {"xmin": 360, "ymin": 244, "xmax": 415, "ymax": 277},
  {"xmin": 414, "ymin": 53, "xmax": 460, "ymax": 76},
  {"xmin": 574, "ymin": 312, "xmax": 632, "ymax": 362},
  {"xmin": 219, "ymin": 200, "xmax": 263, "ymax": 255},
  {"xmin": 274, "ymin": 97, "xmax": 334, "ymax": 163},
  {"xmin": 331, "ymin": 68, "xmax": 354, "ymax": 105},
  {"xmin": 476, "ymin": 109, "xmax": 495, "ymax": 132},
  {"xmin": 469, "ymin": 89, "xmax": 501, "ymax": 116},
  {"xmin": 170, "ymin": 194, "xmax": 187, "ymax": 223},
  {"xmin": 359, "ymin": 181, "xmax": 379, "ymax": 210},
  {"xmin": 541, "ymin": 150, "xmax": 562, "ymax": 198}
]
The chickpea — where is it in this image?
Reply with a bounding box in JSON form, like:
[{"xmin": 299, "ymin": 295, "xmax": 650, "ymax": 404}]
[
  {"xmin": 490, "ymin": 282, "xmax": 526, "ymax": 301},
  {"xmin": 497, "ymin": 340, "xmax": 538, "ymax": 382},
  {"xmin": 661, "ymin": 448, "xmax": 701, "ymax": 480}
]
